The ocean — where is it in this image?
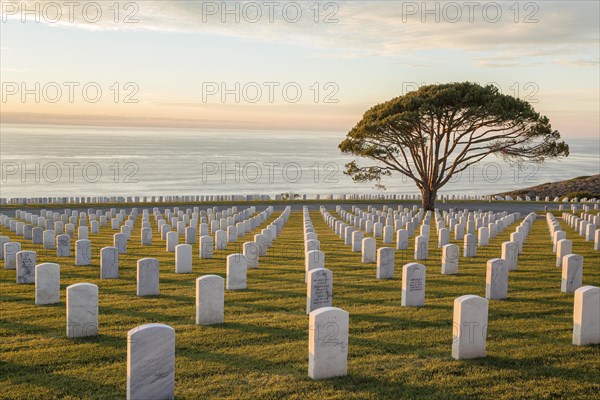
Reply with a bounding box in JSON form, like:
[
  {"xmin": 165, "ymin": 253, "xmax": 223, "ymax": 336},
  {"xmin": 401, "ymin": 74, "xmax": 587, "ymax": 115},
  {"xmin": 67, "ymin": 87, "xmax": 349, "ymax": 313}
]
[{"xmin": 1, "ymin": 124, "xmax": 598, "ymax": 199}]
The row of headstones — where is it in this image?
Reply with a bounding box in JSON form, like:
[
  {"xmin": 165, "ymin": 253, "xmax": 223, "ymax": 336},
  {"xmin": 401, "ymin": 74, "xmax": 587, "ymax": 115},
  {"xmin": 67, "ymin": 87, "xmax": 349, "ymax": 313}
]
[
  {"xmin": 497, "ymin": 196, "xmax": 599, "ymax": 204},
  {"xmin": 2, "ymin": 208, "xmax": 294, "ymax": 339},
  {"xmin": 8, "ymin": 205, "xmax": 259, "ymax": 267},
  {"xmin": 546, "ymin": 214, "xmax": 592, "ymax": 293},
  {"xmin": 302, "ymin": 208, "xmax": 334, "ymax": 314},
  {"xmin": 127, "ymin": 277, "xmax": 600, "ymax": 396},
  {"xmin": 324, "ymin": 208, "xmax": 524, "ymax": 282},
  {"xmin": 154, "ymin": 206, "xmax": 266, "ymax": 253},
  {"xmin": 319, "ymin": 206, "xmax": 522, "ymax": 302},
  {"xmin": 151, "ymin": 205, "xmax": 256, "ymax": 245},
  {"xmin": 562, "ymin": 212, "xmax": 600, "ymax": 248},
  {"xmin": 1, "ymin": 208, "xmax": 286, "ymax": 287},
  {"xmin": 322, "ymin": 205, "xmax": 521, "ymax": 266},
  {"xmin": 320, "ymin": 206, "xmax": 420, "ymax": 256},
  {"xmin": 343, "ymin": 204, "xmax": 512, "ymax": 240},
  {"xmin": 336, "ymin": 204, "xmax": 518, "ymax": 254},
  {"xmin": 305, "ymin": 209, "xmax": 599, "ymax": 378},
  {"xmin": 34, "ymin": 206, "xmax": 288, "ymax": 351},
  {"xmin": 6, "ymin": 207, "xmax": 141, "ymax": 235},
  {"xmin": 4, "ymin": 204, "xmax": 255, "ymax": 245},
  {"xmin": 567, "ymin": 203, "xmax": 600, "ymax": 214},
  {"xmin": 1, "ymin": 194, "xmax": 276, "ymax": 205},
  {"xmin": 3, "ymin": 205, "xmax": 292, "ymax": 289},
  {"xmin": 222, "ymin": 206, "xmax": 291, "ymax": 289},
  {"xmin": 197, "ymin": 206, "xmax": 285, "ymax": 259}
]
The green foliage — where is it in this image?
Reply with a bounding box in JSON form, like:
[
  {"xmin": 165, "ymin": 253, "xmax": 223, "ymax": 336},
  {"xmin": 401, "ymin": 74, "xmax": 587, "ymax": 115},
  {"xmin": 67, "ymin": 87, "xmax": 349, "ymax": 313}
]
[
  {"xmin": 563, "ymin": 192, "xmax": 600, "ymax": 199},
  {"xmin": 339, "ymin": 82, "xmax": 570, "ymax": 207}
]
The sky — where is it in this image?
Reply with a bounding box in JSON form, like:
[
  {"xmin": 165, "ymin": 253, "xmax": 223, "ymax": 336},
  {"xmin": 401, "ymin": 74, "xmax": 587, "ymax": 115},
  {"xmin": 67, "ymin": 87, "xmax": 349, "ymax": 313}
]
[{"xmin": 1, "ymin": 0, "xmax": 599, "ymax": 137}]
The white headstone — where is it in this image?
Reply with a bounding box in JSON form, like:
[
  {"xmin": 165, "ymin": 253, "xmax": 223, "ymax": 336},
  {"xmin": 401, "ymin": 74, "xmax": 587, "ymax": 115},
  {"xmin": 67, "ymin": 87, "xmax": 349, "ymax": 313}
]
[
  {"xmin": 414, "ymin": 235, "xmax": 428, "ymax": 260},
  {"xmin": 383, "ymin": 225, "xmax": 394, "ymax": 244},
  {"xmin": 196, "ymin": 275, "xmax": 224, "ymax": 325},
  {"xmin": 166, "ymin": 231, "xmax": 178, "ymax": 252},
  {"xmin": 35, "ymin": 262, "xmax": 60, "ymax": 305},
  {"xmin": 396, "ymin": 229, "xmax": 409, "ymax": 250},
  {"xmin": 56, "ymin": 234, "xmax": 70, "ymax": 257},
  {"xmin": 75, "ymin": 239, "xmax": 91, "ymax": 266},
  {"xmin": 227, "ymin": 226, "xmax": 237, "ymax": 242},
  {"xmin": 226, "ymin": 253, "xmax": 247, "ymax": 290},
  {"xmin": 66, "ymin": 283, "xmax": 98, "ymax": 338},
  {"xmin": 141, "ymin": 227, "xmax": 152, "ymax": 245},
  {"xmin": 32, "ymin": 227, "xmax": 43, "ymax": 244},
  {"xmin": 0, "ymin": 236, "xmax": 9, "ymax": 260},
  {"xmin": 185, "ymin": 226, "xmax": 196, "ymax": 245},
  {"xmin": 199, "ymin": 235, "xmax": 214, "ymax": 259},
  {"xmin": 561, "ymin": 254, "xmax": 583, "ymax": 293},
  {"xmin": 43, "ymin": 230, "xmax": 56, "ymax": 249},
  {"xmin": 16, "ymin": 250, "xmax": 36, "ymax": 284},
  {"xmin": 127, "ymin": 324, "xmax": 175, "ymax": 400},
  {"xmin": 376, "ymin": 247, "xmax": 395, "ymax": 279},
  {"xmin": 401, "ymin": 262, "xmax": 426, "ymax": 306},
  {"xmin": 175, "ymin": 244, "xmax": 193, "ymax": 274},
  {"xmin": 463, "ymin": 233, "xmax": 477, "ymax": 257},
  {"xmin": 501, "ymin": 241, "xmax": 518, "ymax": 271},
  {"xmin": 307, "ymin": 268, "xmax": 333, "ymax": 314},
  {"xmin": 254, "ymin": 233, "xmax": 268, "ymax": 256},
  {"xmin": 556, "ymin": 239, "xmax": 572, "ymax": 267},
  {"xmin": 553, "ymin": 230, "xmax": 566, "ymax": 252},
  {"xmin": 452, "ymin": 295, "xmax": 488, "ymax": 359},
  {"xmin": 243, "ymin": 241, "xmax": 259, "ymax": 269},
  {"xmin": 361, "ymin": 237, "xmax": 376, "ymax": 263},
  {"xmin": 454, "ymin": 223, "xmax": 465, "ymax": 240},
  {"xmin": 441, "ymin": 244, "xmax": 459, "ymax": 275},
  {"xmin": 438, "ymin": 228, "xmax": 450, "ymax": 248},
  {"xmin": 78, "ymin": 226, "xmax": 88, "ymax": 240},
  {"xmin": 573, "ymin": 286, "xmax": 600, "ymax": 345},
  {"xmin": 137, "ymin": 258, "xmax": 159, "ymax": 296},
  {"xmin": 486, "ymin": 258, "xmax": 508, "ymax": 300},
  {"xmin": 306, "ymin": 250, "xmax": 325, "ymax": 283},
  {"xmin": 114, "ymin": 233, "xmax": 127, "ymax": 254},
  {"xmin": 308, "ymin": 307, "xmax": 349, "ymax": 380},
  {"xmin": 478, "ymin": 227, "xmax": 489, "ymax": 246},
  {"xmin": 100, "ymin": 246, "xmax": 119, "ymax": 279},
  {"xmin": 215, "ymin": 230, "xmax": 227, "ymax": 250},
  {"xmin": 351, "ymin": 231, "xmax": 364, "ymax": 252}
]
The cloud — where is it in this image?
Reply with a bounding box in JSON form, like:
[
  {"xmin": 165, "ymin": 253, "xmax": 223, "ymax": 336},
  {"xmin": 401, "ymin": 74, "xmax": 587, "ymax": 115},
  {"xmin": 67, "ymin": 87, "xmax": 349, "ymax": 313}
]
[
  {"xmin": 6, "ymin": 1, "xmax": 599, "ymax": 61},
  {"xmin": 553, "ymin": 59, "xmax": 600, "ymax": 67}
]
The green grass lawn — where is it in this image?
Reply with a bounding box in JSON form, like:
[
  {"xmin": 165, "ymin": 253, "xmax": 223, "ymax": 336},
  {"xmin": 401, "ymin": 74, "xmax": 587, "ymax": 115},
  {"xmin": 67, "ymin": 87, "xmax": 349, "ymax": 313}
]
[{"xmin": 1, "ymin": 208, "xmax": 599, "ymax": 399}]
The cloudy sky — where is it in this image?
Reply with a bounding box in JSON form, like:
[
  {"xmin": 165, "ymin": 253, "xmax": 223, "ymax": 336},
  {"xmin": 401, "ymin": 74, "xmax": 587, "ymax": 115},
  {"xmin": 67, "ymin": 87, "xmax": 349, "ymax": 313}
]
[{"xmin": 1, "ymin": 1, "xmax": 598, "ymax": 136}]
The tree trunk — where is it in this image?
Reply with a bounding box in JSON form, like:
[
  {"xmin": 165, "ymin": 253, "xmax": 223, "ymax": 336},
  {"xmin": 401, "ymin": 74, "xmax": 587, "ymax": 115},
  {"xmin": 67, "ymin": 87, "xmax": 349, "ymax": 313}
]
[{"xmin": 421, "ymin": 186, "xmax": 437, "ymax": 211}]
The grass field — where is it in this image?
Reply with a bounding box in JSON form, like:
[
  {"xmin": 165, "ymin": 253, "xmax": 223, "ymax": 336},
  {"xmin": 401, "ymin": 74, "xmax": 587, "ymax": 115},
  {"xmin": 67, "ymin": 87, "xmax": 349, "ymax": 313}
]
[{"xmin": 1, "ymin": 207, "xmax": 599, "ymax": 399}]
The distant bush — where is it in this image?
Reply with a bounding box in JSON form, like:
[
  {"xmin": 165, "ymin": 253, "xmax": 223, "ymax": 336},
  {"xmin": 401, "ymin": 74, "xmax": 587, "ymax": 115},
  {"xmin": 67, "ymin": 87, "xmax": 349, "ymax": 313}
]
[{"xmin": 563, "ymin": 191, "xmax": 600, "ymax": 199}]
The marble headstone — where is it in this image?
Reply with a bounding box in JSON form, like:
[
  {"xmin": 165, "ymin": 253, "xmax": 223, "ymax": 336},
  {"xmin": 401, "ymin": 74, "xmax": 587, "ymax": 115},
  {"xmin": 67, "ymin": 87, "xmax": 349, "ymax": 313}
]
[
  {"xmin": 35, "ymin": 262, "xmax": 60, "ymax": 305},
  {"xmin": 376, "ymin": 247, "xmax": 395, "ymax": 279},
  {"xmin": 196, "ymin": 275, "xmax": 224, "ymax": 325},
  {"xmin": 307, "ymin": 268, "xmax": 333, "ymax": 314},
  {"xmin": 573, "ymin": 285, "xmax": 600, "ymax": 346},
  {"xmin": 452, "ymin": 295, "xmax": 488, "ymax": 359},
  {"xmin": 16, "ymin": 250, "xmax": 36, "ymax": 284},
  {"xmin": 137, "ymin": 258, "xmax": 160, "ymax": 296},
  {"xmin": 308, "ymin": 307, "xmax": 349, "ymax": 380},
  {"xmin": 401, "ymin": 262, "xmax": 426, "ymax": 306},
  {"xmin": 66, "ymin": 282, "xmax": 98, "ymax": 338},
  {"xmin": 127, "ymin": 324, "xmax": 175, "ymax": 400},
  {"xmin": 100, "ymin": 246, "xmax": 119, "ymax": 279}
]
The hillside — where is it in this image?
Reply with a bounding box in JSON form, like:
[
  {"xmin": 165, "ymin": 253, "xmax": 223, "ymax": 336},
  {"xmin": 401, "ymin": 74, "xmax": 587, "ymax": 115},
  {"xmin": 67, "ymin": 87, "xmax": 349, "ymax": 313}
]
[{"xmin": 497, "ymin": 174, "xmax": 600, "ymax": 199}]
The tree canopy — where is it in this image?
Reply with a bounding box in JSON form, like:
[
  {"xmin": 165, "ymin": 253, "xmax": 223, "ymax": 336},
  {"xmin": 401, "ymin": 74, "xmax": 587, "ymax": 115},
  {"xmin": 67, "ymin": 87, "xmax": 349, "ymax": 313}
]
[{"xmin": 339, "ymin": 82, "xmax": 569, "ymax": 209}]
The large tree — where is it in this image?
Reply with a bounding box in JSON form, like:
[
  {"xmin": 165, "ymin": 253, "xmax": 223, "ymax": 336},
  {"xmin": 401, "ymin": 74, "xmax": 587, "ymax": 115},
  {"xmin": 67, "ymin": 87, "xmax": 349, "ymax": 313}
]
[{"xmin": 339, "ymin": 82, "xmax": 569, "ymax": 210}]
